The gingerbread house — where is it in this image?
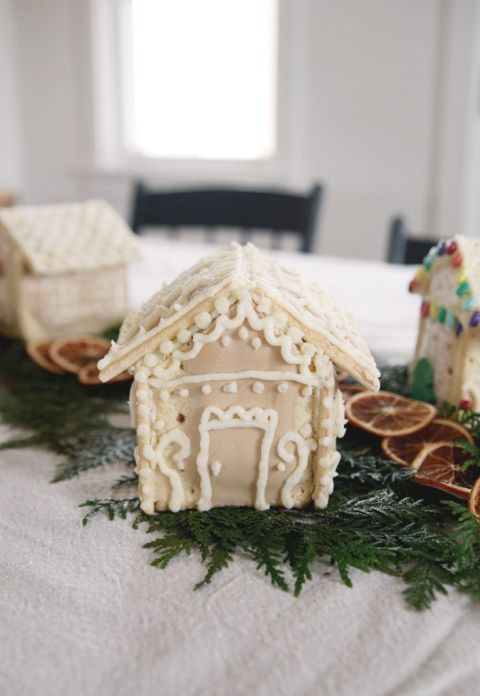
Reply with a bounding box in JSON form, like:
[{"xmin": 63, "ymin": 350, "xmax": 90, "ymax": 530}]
[
  {"xmin": 409, "ymin": 236, "xmax": 480, "ymax": 409},
  {"xmin": 0, "ymin": 200, "xmax": 139, "ymax": 341},
  {"xmin": 99, "ymin": 243, "xmax": 379, "ymax": 513}
]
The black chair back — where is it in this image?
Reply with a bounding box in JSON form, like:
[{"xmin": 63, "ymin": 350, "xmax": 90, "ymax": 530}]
[
  {"xmin": 131, "ymin": 182, "xmax": 322, "ymax": 253},
  {"xmin": 387, "ymin": 216, "xmax": 438, "ymax": 264}
]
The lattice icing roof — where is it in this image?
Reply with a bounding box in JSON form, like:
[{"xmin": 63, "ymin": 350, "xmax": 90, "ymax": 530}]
[
  {"xmin": 101, "ymin": 242, "xmax": 380, "ymax": 390},
  {"xmin": 0, "ymin": 200, "xmax": 139, "ymax": 275}
]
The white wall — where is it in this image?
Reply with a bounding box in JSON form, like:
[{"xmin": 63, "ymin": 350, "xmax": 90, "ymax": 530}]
[
  {"xmin": 0, "ymin": 0, "xmax": 23, "ymax": 191},
  {"xmin": 5, "ymin": 0, "xmax": 480, "ymax": 259}
]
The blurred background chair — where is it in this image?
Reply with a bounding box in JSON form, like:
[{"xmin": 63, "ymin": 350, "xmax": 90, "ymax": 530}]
[
  {"xmin": 130, "ymin": 182, "xmax": 323, "ymax": 253},
  {"xmin": 386, "ymin": 216, "xmax": 438, "ymax": 264}
]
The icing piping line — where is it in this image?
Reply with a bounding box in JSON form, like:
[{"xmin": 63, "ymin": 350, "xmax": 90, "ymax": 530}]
[{"xmin": 149, "ymin": 369, "xmax": 318, "ymax": 389}]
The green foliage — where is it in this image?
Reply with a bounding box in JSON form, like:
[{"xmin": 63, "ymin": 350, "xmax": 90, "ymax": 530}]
[
  {"xmin": 0, "ymin": 337, "xmax": 133, "ymax": 480},
  {"xmin": 410, "ymin": 357, "xmax": 436, "ymax": 403},
  {"xmin": 379, "ymin": 364, "xmax": 409, "ymax": 395},
  {"xmin": 440, "ymin": 401, "xmax": 480, "ymax": 441},
  {"xmin": 1, "ymin": 336, "xmax": 480, "ymax": 609},
  {"xmin": 80, "ymin": 490, "xmax": 480, "ymax": 609}
]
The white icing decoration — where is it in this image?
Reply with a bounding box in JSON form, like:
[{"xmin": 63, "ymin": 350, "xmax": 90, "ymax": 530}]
[
  {"xmin": 252, "ymin": 382, "xmax": 264, "ymax": 394},
  {"xmin": 277, "ymin": 433, "xmax": 316, "ymax": 509},
  {"xmin": 152, "ymin": 370, "xmax": 316, "ymax": 392},
  {"xmin": 143, "ymin": 353, "xmax": 158, "ymax": 368},
  {"xmin": 287, "ymin": 326, "xmax": 303, "ymax": 343},
  {"xmin": 137, "ymin": 423, "xmax": 149, "ymax": 437},
  {"xmin": 195, "ymin": 312, "xmax": 211, "ymax": 329},
  {"xmin": 137, "ymin": 404, "xmax": 149, "ymax": 418},
  {"xmin": 302, "ymin": 386, "xmax": 313, "ymax": 397},
  {"xmin": 201, "ymin": 384, "xmax": 212, "ymax": 395},
  {"xmin": 160, "ymin": 390, "xmax": 170, "ymax": 402},
  {"xmin": 214, "ymin": 297, "xmax": 230, "ymax": 314},
  {"xmin": 196, "ymin": 405, "xmax": 278, "ymax": 511},
  {"xmin": 314, "ymin": 451, "xmax": 341, "ymax": 509},
  {"xmin": 277, "ymin": 382, "xmax": 288, "ymax": 393},
  {"xmin": 160, "ymin": 340, "xmax": 174, "ymax": 355},
  {"xmin": 147, "ymin": 429, "xmax": 191, "ymax": 513},
  {"xmin": 277, "ymin": 462, "xmax": 286, "ymax": 472},
  {"xmin": 179, "ymin": 387, "xmax": 189, "ymax": 397},
  {"xmin": 238, "ymin": 326, "xmax": 249, "ymax": 340},
  {"xmin": 222, "ymin": 381, "xmax": 237, "ymax": 394},
  {"xmin": 211, "ymin": 460, "xmax": 222, "ymax": 476},
  {"xmin": 257, "ymin": 297, "xmax": 271, "ymax": 314},
  {"xmin": 221, "ymin": 335, "xmax": 232, "ymax": 347},
  {"xmin": 299, "ymin": 423, "xmax": 312, "ymax": 438},
  {"xmin": 177, "ymin": 329, "xmax": 191, "ymax": 344},
  {"xmin": 173, "ymin": 302, "xmax": 183, "ymax": 311},
  {"xmin": 251, "ymin": 336, "xmax": 262, "ymax": 351},
  {"xmin": 135, "ymin": 369, "xmax": 148, "ymax": 384},
  {"xmin": 136, "ymin": 388, "xmax": 148, "ymax": 401},
  {"xmin": 154, "ymin": 419, "xmax": 165, "ymax": 430}
]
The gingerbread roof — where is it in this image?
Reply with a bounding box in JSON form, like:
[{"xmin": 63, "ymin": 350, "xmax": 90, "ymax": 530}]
[
  {"xmin": 99, "ymin": 242, "xmax": 380, "ymax": 390},
  {"xmin": 0, "ymin": 200, "xmax": 139, "ymax": 275},
  {"xmin": 409, "ymin": 236, "xmax": 480, "ymax": 332}
]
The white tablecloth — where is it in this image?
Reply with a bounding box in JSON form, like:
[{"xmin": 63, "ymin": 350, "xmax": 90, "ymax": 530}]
[{"xmin": 1, "ymin": 240, "xmax": 479, "ymax": 696}]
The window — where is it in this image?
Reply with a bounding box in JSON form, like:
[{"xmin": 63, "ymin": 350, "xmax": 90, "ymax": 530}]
[{"xmin": 117, "ymin": 0, "xmax": 278, "ymax": 161}]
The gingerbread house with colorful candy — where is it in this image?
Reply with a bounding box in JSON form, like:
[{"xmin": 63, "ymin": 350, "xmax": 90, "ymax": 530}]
[
  {"xmin": 409, "ymin": 236, "xmax": 480, "ymax": 409},
  {"xmin": 99, "ymin": 242, "xmax": 379, "ymax": 513}
]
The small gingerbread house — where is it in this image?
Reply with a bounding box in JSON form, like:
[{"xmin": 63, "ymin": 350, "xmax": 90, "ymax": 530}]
[
  {"xmin": 409, "ymin": 236, "xmax": 480, "ymax": 409},
  {"xmin": 99, "ymin": 243, "xmax": 380, "ymax": 513},
  {"xmin": 0, "ymin": 200, "xmax": 139, "ymax": 341}
]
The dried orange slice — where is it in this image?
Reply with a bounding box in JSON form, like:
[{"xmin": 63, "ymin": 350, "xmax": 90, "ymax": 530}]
[
  {"xmin": 381, "ymin": 419, "xmax": 474, "ymax": 467},
  {"xmin": 78, "ymin": 361, "xmax": 132, "ymax": 385},
  {"xmin": 412, "ymin": 442, "xmax": 472, "ymax": 499},
  {"xmin": 49, "ymin": 336, "xmax": 110, "ymax": 374},
  {"xmin": 26, "ymin": 340, "xmax": 66, "ymax": 374},
  {"xmin": 345, "ymin": 390, "xmax": 436, "ymax": 437},
  {"xmin": 468, "ymin": 478, "xmax": 480, "ymax": 518}
]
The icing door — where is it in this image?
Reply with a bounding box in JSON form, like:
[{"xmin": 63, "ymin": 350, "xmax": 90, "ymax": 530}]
[{"xmin": 196, "ymin": 405, "xmax": 278, "ymax": 510}]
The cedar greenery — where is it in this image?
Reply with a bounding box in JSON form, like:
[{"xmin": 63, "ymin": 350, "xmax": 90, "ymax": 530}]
[{"xmin": 1, "ymin": 341, "xmax": 479, "ymax": 609}]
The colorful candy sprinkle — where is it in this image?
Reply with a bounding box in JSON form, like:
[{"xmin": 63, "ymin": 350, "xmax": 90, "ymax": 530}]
[
  {"xmin": 469, "ymin": 311, "xmax": 480, "ymax": 328},
  {"xmin": 447, "ymin": 240, "xmax": 458, "ymax": 255},
  {"xmin": 408, "ymin": 279, "xmax": 416, "ymax": 293},
  {"xmin": 429, "ymin": 304, "xmax": 437, "ymax": 319},
  {"xmin": 462, "ymin": 296, "xmax": 477, "ymax": 311},
  {"xmin": 437, "ymin": 241, "xmax": 447, "ymax": 256},
  {"xmin": 451, "ymin": 252, "xmax": 463, "ymax": 268},
  {"xmin": 421, "ymin": 301, "xmax": 430, "ymax": 318},
  {"xmin": 445, "ymin": 311, "xmax": 457, "ymax": 330},
  {"xmin": 456, "ymin": 281, "xmax": 470, "ymax": 297},
  {"xmin": 455, "ymin": 321, "xmax": 463, "ymax": 337},
  {"xmin": 437, "ymin": 306, "xmax": 447, "ymax": 323},
  {"xmin": 460, "ymin": 398, "xmax": 473, "ymax": 409}
]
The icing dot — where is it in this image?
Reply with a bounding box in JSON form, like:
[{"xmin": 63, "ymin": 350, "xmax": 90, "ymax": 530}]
[
  {"xmin": 299, "ymin": 423, "xmax": 313, "ymax": 438},
  {"xmin": 277, "ymin": 382, "xmax": 288, "ymax": 393},
  {"xmin": 257, "ymin": 297, "xmax": 272, "ymax": 314},
  {"xmin": 142, "ymin": 484, "xmax": 154, "ymax": 495},
  {"xmin": 139, "ymin": 467, "xmax": 153, "ymax": 478},
  {"xmin": 238, "ymin": 326, "xmax": 249, "ymax": 340},
  {"xmin": 223, "ymin": 381, "xmax": 238, "ymax": 394},
  {"xmin": 211, "ymin": 460, "xmax": 222, "ymax": 476},
  {"xmin": 137, "ymin": 404, "xmax": 149, "ymax": 417},
  {"xmin": 137, "ymin": 423, "xmax": 149, "ymax": 437},
  {"xmin": 154, "ymin": 419, "xmax": 165, "ymax": 430},
  {"xmin": 277, "ymin": 462, "xmax": 286, "ymax": 472},
  {"xmin": 177, "ymin": 461, "xmax": 185, "ymax": 471},
  {"xmin": 252, "ymin": 382, "xmax": 264, "ymax": 394},
  {"xmin": 321, "ymin": 418, "xmax": 333, "ymax": 429},
  {"xmin": 214, "ymin": 297, "xmax": 230, "ymax": 314},
  {"xmin": 177, "ymin": 329, "xmax": 191, "ymax": 344},
  {"xmin": 160, "ymin": 390, "xmax": 170, "ymax": 402},
  {"xmin": 301, "ymin": 343, "xmax": 316, "ymax": 358},
  {"xmin": 302, "ymin": 386, "xmax": 313, "ymax": 397},
  {"xmin": 287, "ymin": 327, "xmax": 303, "ymax": 343},
  {"xmin": 195, "ymin": 312, "xmax": 211, "ymax": 329},
  {"xmin": 143, "ymin": 353, "xmax": 158, "ymax": 368},
  {"xmin": 135, "ymin": 369, "xmax": 148, "ymax": 384},
  {"xmin": 221, "ymin": 335, "xmax": 232, "ymax": 347},
  {"xmin": 251, "ymin": 336, "xmax": 262, "ymax": 351},
  {"xmin": 143, "ymin": 444, "xmax": 155, "ymax": 461},
  {"xmin": 202, "ymin": 384, "xmax": 212, "ymax": 395},
  {"xmin": 173, "ymin": 302, "xmax": 183, "ymax": 311},
  {"xmin": 136, "ymin": 388, "xmax": 148, "ymax": 401},
  {"xmin": 236, "ymin": 288, "xmax": 249, "ymax": 301},
  {"xmin": 160, "ymin": 340, "xmax": 174, "ymax": 355},
  {"xmin": 179, "ymin": 388, "xmax": 190, "ymax": 398},
  {"xmin": 273, "ymin": 311, "xmax": 287, "ymax": 328}
]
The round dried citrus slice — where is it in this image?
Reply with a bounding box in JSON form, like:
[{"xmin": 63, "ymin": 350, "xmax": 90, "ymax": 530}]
[
  {"xmin": 381, "ymin": 419, "xmax": 474, "ymax": 467},
  {"xmin": 78, "ymin": 361, "xmax": 132, "ymax": 385},
  {"xmin": 412, "ymin": 442, "xmax": 472, "ymax": 499},
  {"xmin": 345, "ymin": 390, "xmax": 436, "ymax": 437},
  {"xmin": 468, "ymin": 478, "xmax": 480, "ymax": 518},
  {"xmin": 26, "ymin": 340, "xmax": 66, "ymax": 374},
  {"xmin": 49, "ymin": 336, "xmax": 111, "ymax": 374}
]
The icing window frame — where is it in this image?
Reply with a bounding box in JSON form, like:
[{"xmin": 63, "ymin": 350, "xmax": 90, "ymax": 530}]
[{"xmin": 91, "ymin": 0, "xmax": 280, "ymax": 173}]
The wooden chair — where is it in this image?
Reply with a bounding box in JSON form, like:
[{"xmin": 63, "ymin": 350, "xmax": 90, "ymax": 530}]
[
  {"xmin": 130, "ymin": 182, "xmax": 323, "ymax": 253},
  {"xmin": 387, "ymin": 216, "xmax": 438, "ymax": 264}
]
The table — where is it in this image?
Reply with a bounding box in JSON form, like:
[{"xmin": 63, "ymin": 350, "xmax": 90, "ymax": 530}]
[{"xmin": 1, "ymin": 239, "xmax": 479, "ymax": 696}]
